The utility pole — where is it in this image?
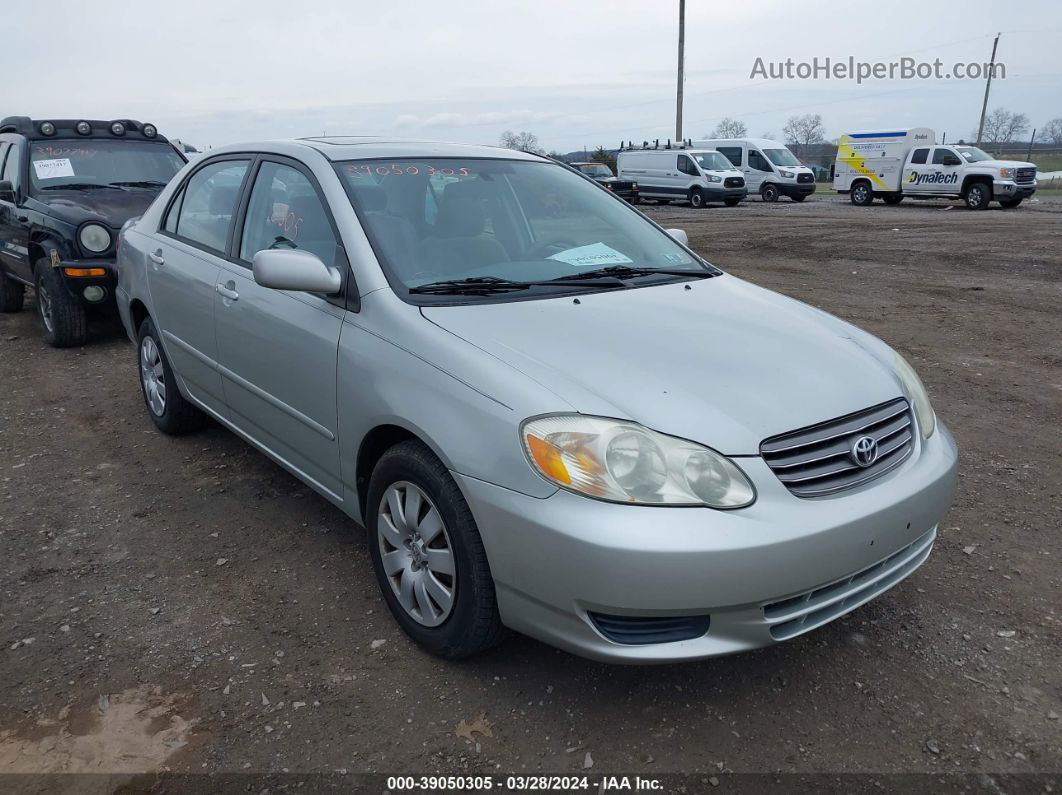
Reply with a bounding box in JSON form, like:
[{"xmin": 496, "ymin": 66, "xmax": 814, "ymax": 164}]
[
  {"xmin": 676, "ymin": 0, "xmax": 685, "ymax": 142},
  {"xmin": 975, "ymin": 33, "xmax": 1001, "ymax": 145}
]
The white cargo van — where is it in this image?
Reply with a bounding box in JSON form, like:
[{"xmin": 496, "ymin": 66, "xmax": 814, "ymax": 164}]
[
  {"xmin": 616, "ymin": 147, "xmax": 747, "ymax": 208},
  {"xmin": 696, "ymin": 138, "xmax": 816, "ymax": 202},
  {"xmin": 834, "ymin": 128, "xmax": 1037, "ymax": 209}
]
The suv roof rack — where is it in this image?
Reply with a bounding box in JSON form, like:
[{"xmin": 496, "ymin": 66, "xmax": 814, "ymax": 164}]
[
  {"xmin": 0, "ymin": 117, "xmax": 170, "ymax": 142},
  {"xmin": 617, "ymin": 138, "xmax": 695, "ymax": 152}
]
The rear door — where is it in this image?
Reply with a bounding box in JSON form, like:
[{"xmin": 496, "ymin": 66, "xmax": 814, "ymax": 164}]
[
  {"xmin": 214, "ymin": 157, "xmax": 346, "ymax": 501},
  {"xmin": 152, "ymin": 156, "xmax": 252, "ymax": 414}
]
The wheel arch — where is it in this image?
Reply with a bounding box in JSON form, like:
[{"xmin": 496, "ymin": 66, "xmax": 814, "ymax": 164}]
[
  {"xmin": 961, "ymin": 174, "xmax": 992, "ymax": 194},
  {"xmin": 357, "ymin": 423, "xmax": 455, "ymax": 522},
  {"xmin": 129, "ymin": 298, "xmax": 150, "ymax": 337}
]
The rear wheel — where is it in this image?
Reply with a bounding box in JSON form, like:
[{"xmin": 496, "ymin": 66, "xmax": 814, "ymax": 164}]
[
  {"xmin": 850, "ymin": 181, "xmax": 874, "ymax": 206},
  {"xmin": 761, "ymin": 183, "xmax": 780, "ymax": 203},
  {"xmin": 882, "ymin": 194, "xmax": 904, "ymax": 205},
  {"xmin": 964, "ymin": 181, "xmax": 991, "ymax": 210},
  {"xmin": 34, "ymin": 258, "xmax": 86, "ymax": 347},
  {"xmin": 998, "ymin": 197, "xmax": 1022, "ymax": 209},
  {"xmin": 688, "ymin": 188, "xmax": 706, "ymax": 209},
  {"xmin": 791, "ymin": 193, "xmax": 807, "ymax": 202},
  {"xmin": 723, "ymin": 197, "xmax": 742, "ymax": 207},
  {"xmin": 136, "ymin": 317, "xmax": 206, "ymax": 435},
  {"xmin": 0, "ymin": 271, "xmax": 24, "ymax": 313}
]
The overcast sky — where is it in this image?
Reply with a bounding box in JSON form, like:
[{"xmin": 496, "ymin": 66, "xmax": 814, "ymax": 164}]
[{"xmin": 4, "ymin": 0, "xmax": 1060, "ymax": 152}]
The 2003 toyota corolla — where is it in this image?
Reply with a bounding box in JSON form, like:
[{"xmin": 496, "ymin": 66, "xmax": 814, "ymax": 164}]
[{"xmin": 115, "ymin": 138, "xmax": 957, "ymax": 663}]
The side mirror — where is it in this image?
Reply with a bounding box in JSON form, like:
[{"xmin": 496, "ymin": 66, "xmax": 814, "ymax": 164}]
[
  {"xmin": 252, "ymin": 248, "xmax": 342, "ymax": 294},
  {"xmin": 666, "ymin": 228, "xmax": 689, "ymax": 246},
  {"xmin": 0, "ymin": 180, "xmax": 15, "ymax": 203}
]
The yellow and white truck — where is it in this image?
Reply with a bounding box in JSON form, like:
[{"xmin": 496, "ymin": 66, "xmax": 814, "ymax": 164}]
[{"xmin": 834, "ymin": 128, "xmax": 1037, "ymax": 209}]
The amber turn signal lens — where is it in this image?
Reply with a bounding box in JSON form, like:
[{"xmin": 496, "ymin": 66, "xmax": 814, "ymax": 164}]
[
  {"xmin": 63, "ymin": 267, "xmax": 107, "ymax": 277},
  {"xmin": 526, "ymin": 434, "xmax": 571, "ymax": 485}
]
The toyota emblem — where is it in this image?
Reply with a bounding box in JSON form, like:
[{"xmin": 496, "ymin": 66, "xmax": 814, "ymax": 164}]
[{"xmin": 850, "ymin": 435, "xmax": 878, "ymax": 468}]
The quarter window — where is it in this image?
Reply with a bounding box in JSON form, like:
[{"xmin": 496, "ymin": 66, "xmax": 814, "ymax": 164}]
[
  {"xmin": 910, "ymin": 148, "xmax": 929, "ymax": 165},
  {"xmin": 747, "ymin": 150, "xmax": 772, "ymax": 172},
  {"xmin": 240, "ymin": 162, "xmax": 338, "ymax": 264},
  {"xmin": 171, "ymin": 160, "xmax": 250, "ymax": 253},
  {"xmin": 716, "ymin": 146, "xmax": 742, "ymax": 167}
]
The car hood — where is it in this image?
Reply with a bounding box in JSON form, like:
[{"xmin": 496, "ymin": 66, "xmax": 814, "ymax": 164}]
[
  {"xmin": 981, "ymin": 159, "xmax": 1036, "ymax": 170},
  {"xmin": 32, "ymin": 188, "xmax": 160, "ymax": 229},
  {"xmin": 421, "ymin": 276, "xmax": 905, "ymax": 455}
]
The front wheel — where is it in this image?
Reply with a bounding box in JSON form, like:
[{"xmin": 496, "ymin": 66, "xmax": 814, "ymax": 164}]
[
  {"xmin": 850, "ymin": 182, "xmax": 874, "ymax": 206},
  {"xmin": 367, "ymin": 440, "xmax": 505, "ymax": 659},
  {"xmin": 723, "ymin": 197, "xmax": 742, "ymax": 207},
  {"xmin": 0, "ymin": 272, "xmax": 25, "ymax": 313},
  {"xmin": 998, "ymin": 198, "xmax": 1023, "ymax": 209},
  {"xmin": 688, "ymin": 188, "xmax": 706, "ymax": 209},
  {"xmin": 34, "ymin": 259, "xmax": 86, "ymax": 347},
  {"xmin": 964, "ymin": 182, "xmax": 991, "ymax": 210},
  {"xmin": 760, "ymin": 183, "xmax": 780, "ymax": 203},
  {"xmin": 136, "ymin": 317, "xmax": 206, "ymax": 435},
  {"xmin": 791, "ymin": 193, "xmax": 807, "ymax": 202}
]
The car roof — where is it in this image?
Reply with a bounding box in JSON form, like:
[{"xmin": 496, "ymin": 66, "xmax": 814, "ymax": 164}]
[{"xmin": 202, "ymin": 137, "xmax": 549, "ymax": 163}]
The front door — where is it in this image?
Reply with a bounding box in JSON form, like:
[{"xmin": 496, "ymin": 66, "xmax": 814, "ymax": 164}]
[
  {"xmin": 0, "ymin": 141, "xmax": 32, "ymax": 280},
  {"xmin": 744, "ymin": 148, "xmax": 774, "ymax": 192},
  {"xmin": 214, "ymin": 158, "xmax": 345, "ymax": 500},
  {"xmin": 906, "ymin": 147, "xmax": 962, "ymax": 195}
]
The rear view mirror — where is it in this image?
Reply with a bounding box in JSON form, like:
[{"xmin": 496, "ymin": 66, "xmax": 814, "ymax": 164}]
[
  {"xmin": 252, "ymin": 248, "xmax": 342, "ymax": 294},
  {"xmin": 666, "ymin": 228, "xmax": 689, "ymax": 246},
  {"xmin": 0, "ymin": 180, "xmax": 14, "ymax": 203}
]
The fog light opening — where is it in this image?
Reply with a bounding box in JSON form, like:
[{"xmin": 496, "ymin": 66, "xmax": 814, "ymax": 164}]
[{"xmin": 82, "ymin": 286, "xmax": 107, "ymax": 303}]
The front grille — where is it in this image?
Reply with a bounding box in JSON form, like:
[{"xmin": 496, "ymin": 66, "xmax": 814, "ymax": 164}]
[
  {"xmin": 797, "ymin": 173, "xmax": 815, "ymax": 183},
  {"xmin": 724, "ymin": 176, "xmax": 745, "ymax": 188},
  {"xmin": 763, "ymin": 528, "xmax": 935, "ymax": 640},
  {"xmin": 1016, "ymin": 167, "xmax": 1035, "ymax": 184},
  {"xmin": 760, "ymin": 397, "xmax": 914, "ymax": 498},
  {"xmin": 588, "ymin": 612, "xmax": 710, "ymax": 645}
]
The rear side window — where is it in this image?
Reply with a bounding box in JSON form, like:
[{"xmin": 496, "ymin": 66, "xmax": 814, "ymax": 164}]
[
  {"xmin": 239, "ymin": 161, "xmax": 338, "ymax": 264},
  {"xmin": 910, "ymin": 148, "xmax": 929, "ymax": 165},
  {"xmin": 717, "ymin": 146, "xmax": 742, "ymax": 167},
  {"xmin": 748, "ymin": 150, "xmax": 772, "ymax": 172},
  {"xmin": 171, "ymin": 160, "xmax": 250, "ymax": 253}
]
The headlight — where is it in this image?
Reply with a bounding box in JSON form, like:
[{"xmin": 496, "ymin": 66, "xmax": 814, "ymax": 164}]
[
  {"xmin": 79, "ymin": 223, "xmax": 111, "ymax": 253},
  {"xmin": 706, "ymin": 174, "xmax": 722, "ymax": 183},
  {"xmin": 521, "ymin": 415, "xmax": 756, "ymax": 508},
  {"xmin": 894, "ymin": 353, "xmax": 936, "ymax": 439},
  {"xmin": 631, "ymin": 182, "xmax": 638, "ymax": 189},
  {"xmin": 999, "ymin": 167, "xmax": 1014, "ymax": 179},
  {"xmin": 779, "ymin": 169, "xmax": 794, "ymax": 178}
]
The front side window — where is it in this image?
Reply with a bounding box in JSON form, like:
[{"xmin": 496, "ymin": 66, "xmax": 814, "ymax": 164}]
[
  {"xmin": 2, "ymin": 142, "xmax": 21, "ymax": 188},
  {"xmin": 748, "ymin": 150, "xmax": 773, "ymax": 172},
  {"xmin": 336, "ymin": 158, "xmax": 706, "ymax": 300},
  {"xmin": 693, "ymin": 152, "xmax": 734, "ymax": 171},
  {"xmin": 240, "ymin": 162, "xmax": 338, "ymax": 264},
  {"xmin": 716, "ymin": 146, "xmax": 742, "ymax": 167},
  {"xmin": 28, "ymin": 140, "xmax": 183, "ymax": 193},
  {"xmin": 910, "ymin": 148, "xmax": 929, "ymax": 165},
  {"xmin": 932, "ymin": 148, "xmax": 959, "ymax": 165},
  {"xmin": 677, "ymin": 155, "xmax": 698, "ymax": 175},
  {"xmin": 171, "ymin": 160, "xmax": 250, "ymax": 253},
  {"xmin": 763, "ymin": 148, "xmax": 801, "ymax": 167}
]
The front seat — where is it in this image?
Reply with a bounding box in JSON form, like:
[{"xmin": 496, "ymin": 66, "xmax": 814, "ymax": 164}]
[
  {"xmin": 422, "ymin": 181, "xmax": 509, "ymax": 276},
  {"xmin": 349, "ymin": 184, "xmax": 423, "ymax": 280}
]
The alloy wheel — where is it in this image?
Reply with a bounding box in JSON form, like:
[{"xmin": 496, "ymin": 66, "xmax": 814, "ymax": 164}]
[
  {"xmin": 37, "ymin": 282, "xmax": 53, "ymax": 332},
  {"xmin": 140, "ymin": 336, "xmax": 167, "ymax": 416}
]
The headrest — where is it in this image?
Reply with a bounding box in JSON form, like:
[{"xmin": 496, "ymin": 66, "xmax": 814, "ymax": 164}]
[
  {"xmin": 349, "ymin": 184, "xmax": 387, "ymax": 212},
  {"xmin": 437, "ymin": 181, "xmax": 488, "ymax": 237}
]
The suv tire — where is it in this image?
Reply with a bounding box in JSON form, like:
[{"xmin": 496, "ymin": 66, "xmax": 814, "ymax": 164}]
[
  {"xmin": 367, "ymin": 439, "xmax": 505, "ymax": 659},
  {"xmin": 761, "ymin": 183, "xmax": 780, "ymax": 203},
  {"xmin": 688, "ymin": 188, "xmax": 706, "ymax": 209},
  {"xmin": 34, "ymin": 258, "xmax": 86, "ymax": 347},
  {"xmin": 136, "ymin": 317, "xmax": 206, "ymax": 435},
  {"xmin": 723, "ymin": 197, "xmax": 742, "ymax": 207},
  {"xmin": 964, "ymin": 181, "xmax": 991, "ymax": 210},
  {"xmin": 0, "ymin": 271, "xmax": 25, "ymax": 313},
  {"xmin": 998, "ymin": 198, "xmax": 1022, "ymax": 209}
]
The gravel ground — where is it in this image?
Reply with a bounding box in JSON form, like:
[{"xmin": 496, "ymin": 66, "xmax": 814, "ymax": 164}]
[{"xmin": 0, "ymin": 195, "xmax": 1059, "ymax": 788}]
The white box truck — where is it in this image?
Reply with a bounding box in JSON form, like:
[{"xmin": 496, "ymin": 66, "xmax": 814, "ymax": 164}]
[
  {"xmin": 616, "ymin": 146, "xmax": 747, "ymax": 208},
  {"xmin": 695, "ymin": 138, "xmax": 817, "ymax": 202},
  {"xmin": 834, "ymin": 128, "xmax": 1037, "ymax": 209}
]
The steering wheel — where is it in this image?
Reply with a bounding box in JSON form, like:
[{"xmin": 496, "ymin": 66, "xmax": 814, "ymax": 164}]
[{"xmin": 525, "ymin": 239, "xmax": 579, "ymax": 259}]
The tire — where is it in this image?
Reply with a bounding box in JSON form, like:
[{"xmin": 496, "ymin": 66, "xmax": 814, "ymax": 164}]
[
  {"xmin": 760, "ymin": 183, "xmax": 780, "ymax": 203},
  {"xmin": 999, "ymin": 198, "xmax": 1022, "ymax": 209},
  {"xmin": 33, "ymin": 258, "xmax": 86, "ymax": 347},
  {"xmin": 688, "ymin": 188, "xmax": 706, "ymax": 209},
  {"xmin": 367, "ymin": 439, "xmax": 505, "ymax": 659},
  {"xmin": 791, "ymin": 193, "xmax": 807, "ymax": 202},
  {"xmin": 0, "ymin": 271, "xmax": 25, "ymax": 313},
  {"xmin": 723, "ymin": 197, "xmax": 742, "ymax": 207},
  {"xmin": 850, "ymin": 181, "xmax": 874, "ymax": 206},
  {"xmin": 136, "ymin": 317, "xmax": 206, "ymax": 435},
  {"xmin": 883, "ymin": 194, "xmax": 904, "ymax": 205},
  {"xmin": 964, "ymin": 181, "xmax": 991, "ymax": 210},
  {"xmin": 629, "ymin": 196, "xmax": 641, "ymax": 205}
]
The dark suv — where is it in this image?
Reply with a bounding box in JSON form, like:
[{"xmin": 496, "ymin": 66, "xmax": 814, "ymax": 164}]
[
  {"xmin": 0, "ymin": 117, "xmax": 186, "ymax": 346},
  {"xmin": 569, "ymin": 161, "xmax": 640, "ymax": 203}
]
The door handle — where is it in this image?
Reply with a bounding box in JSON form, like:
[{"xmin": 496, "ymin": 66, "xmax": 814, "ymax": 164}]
[
  {"xmin": 148, "ymin": 250, "xmax": 165, "ymax": 267},
  {"xmin": 216, "ymin": 282, "xmax": 239, "ymax": 301}
]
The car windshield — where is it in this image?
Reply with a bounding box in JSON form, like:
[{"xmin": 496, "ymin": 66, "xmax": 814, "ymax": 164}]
[
  {"xmin": 335, "ymin": 158, "xmax": 707, "ymax": 299},
  {"xmin": 28, "ymin": 140, "xmax": 184, "ymax": 192},
  {"xmin": 577, "ymin": 163, "xmax": 613, "ymax": 177},
  {"xmin": 693, "ymin": 152, "xmax": 733, "ymax": 171},
  {"xmin": 763, "ymin": 148, "xmax": 801, "ymax": 167},
  {"xmin": 955, "ymin": 146, "xmax": 993, "ymax": 162}
]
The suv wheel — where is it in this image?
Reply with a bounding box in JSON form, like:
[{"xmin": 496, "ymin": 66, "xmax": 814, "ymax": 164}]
[
  {"xmin": 0, "ymin": 271, "xmax": 25, "ymax": 313},
  {"xmin": 850, "ymin": 181, "xmax": 874, "ymax": 206},
  {"xmin": 137, "ymin": 317, "xmax": 206, "ymax": 434},
  {"xmin": 367, "ymin": 440, "xmax": 505, "ymax": 659},
  {"xmin": 964, "ymin": 181, "xmax": 991, "ymax": 210},
  {"xmin": 723, "ymin": 197, "xmax": 742, "ymax": 207},
  {"xmin": 34, "ymin": 258, "xmax": 86, "ymax": 347},
  {"xmin": 688, "ymin": 188, "xmax": 706, "ymax": 209},
  {"xmin": 760, "ymin": 183, "xmax": 780, "ymax": 203}
]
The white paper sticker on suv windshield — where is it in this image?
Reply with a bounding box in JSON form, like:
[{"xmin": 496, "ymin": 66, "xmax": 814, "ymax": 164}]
[
  {"xmin": 548, "ymin": 243, "xmax": 633, "ymax": 268},
  {"xmin": 33, "ymin": 158, "xmax": 76, "ymax": 179}
]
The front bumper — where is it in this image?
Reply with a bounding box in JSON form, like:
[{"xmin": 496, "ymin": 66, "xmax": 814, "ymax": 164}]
[
  {"xmin": 456, "ymin": 423, "xmax": 957, "ymax": 663},
  {"xmin": 56, "ymin": 259, "xmax": 117, "ymax": 308},
  {"xmin": 994, "ymin": 179, "xmax": 1036, "ymax": 199},
  {"xmin": 780, "ymin": 181, "xmax": 817, "ymax": 198},
  {"xmin": 706, "ymin": 186, "xmax": 748, "ymax": 201}
]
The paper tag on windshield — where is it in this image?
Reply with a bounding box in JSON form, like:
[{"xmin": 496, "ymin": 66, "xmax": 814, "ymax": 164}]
[
  {"xmin": 33, "ymin": 158, "xmax": 75, "ymax": 179},
  {"xmin": 548, "ymin": 243, "xmax": 633, "ymax": 268}
]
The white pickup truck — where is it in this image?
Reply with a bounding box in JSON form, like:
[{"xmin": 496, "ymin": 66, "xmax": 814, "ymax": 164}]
[{"xmin": 834, "ymin": 128, "xmax": 1037, "ymax": 209}]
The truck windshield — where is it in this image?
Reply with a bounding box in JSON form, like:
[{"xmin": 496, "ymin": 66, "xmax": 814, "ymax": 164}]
[
  {"xmin": 954, "ymin": 146, "xmax": 993, "ymax": 163},
  {"xmin": 577, "ymin": 163, "xmax": 613, "ymax": 177},
  {"xmin": 335, "ymin": 158, "xmax": 706, "ymax": 297},
  {"xmin": 763, "ymin": 148, "xmax": 801, "ymax": 167},
  {"xmin": 693, "ymin": 152, "xmax": 733, "ymax": 171},
  {"xmin": 29, "ymin": 140, "xmax": 184, "ymax": 192}
]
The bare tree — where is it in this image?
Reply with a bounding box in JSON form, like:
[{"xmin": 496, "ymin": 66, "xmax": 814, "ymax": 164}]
[
  {"xmin": 1040, "ymin": 117, "xmax": 1062, "ymax": 147},
  {"xmin": 499, "ymin": 130, "xmax": 543, "ymax": 154},
  {"xmin": 976, "ymin": 108, "xmax": 1030, "ymax": 144},
  {"xmin": 708, "ymin": 117, "xmax": 748, "ymax": 138},
  {"xmin": 782, "ymin": 114, "xmax": 825, "ymax": 156}
]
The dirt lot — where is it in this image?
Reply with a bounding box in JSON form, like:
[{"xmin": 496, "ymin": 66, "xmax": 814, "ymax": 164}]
[{"xmin": 1, "ymin": 195, "xmax": 1060, "ymax": 788}]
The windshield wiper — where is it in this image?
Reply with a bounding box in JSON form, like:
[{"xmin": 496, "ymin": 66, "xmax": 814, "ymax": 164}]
[
  {"xmin": 110, "ymin": 180, "xmax": 168, "ymax": 189},
  {"xmin": 552, "ymin": 265, "xmax": 720, "ymax": 283},
  {"xmin": 39, "ymin": 182, "xmax": 114, "ymax": 191},
  {"xmin": 409, "ymin": 275, "xmax": 626, "ymax": 295}
]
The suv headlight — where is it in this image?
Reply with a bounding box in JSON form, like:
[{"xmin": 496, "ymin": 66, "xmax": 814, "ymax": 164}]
[
  {"xmin": 706, "ymin": 174, "xmax": 722, "ymax": 183},
  {"xmin": 779, "ymin": 169, "xmax": 794, "ymax": 178},
  {"xmin": 79, "ymin": 223, "xmax": 111, "ymax": 253},
  {"xmin": 999, "ymin": 167, "xmax": 1014, "ymax": 179},
  {"xmin": 894, "ymin": 353, "xmax": 936, "ymax": 439},
  {"xmin": 522, "ymin": 415, "xmax": 755, "ymax": 508}
]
